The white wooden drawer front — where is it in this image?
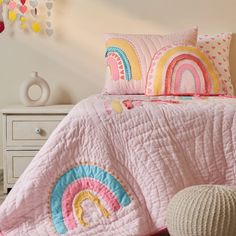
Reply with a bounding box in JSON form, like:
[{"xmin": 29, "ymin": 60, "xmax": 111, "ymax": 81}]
[
  {"xmin": 7, "ymin": 115, "xmax": 65, "ymax": 146},
  {"xmin": 6, "ymin": 150, "xmax": 38, "ymax": 184}
]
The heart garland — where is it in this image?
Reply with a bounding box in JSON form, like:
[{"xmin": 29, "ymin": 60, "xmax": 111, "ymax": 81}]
[
  {"xmin": 19, "ymin": 0, "xmax": 27, "ymax": 29},
  {"xmin": 8, "ymin": 1, "xmax": 17, "ymax": 10},
  {"xmin": 0, "ymin": 0, "xmax": 4, "ymax": 33},
  {"xmin": 20, "ymin": 5, "xmax": 27, "ymax": 14},
  {"xmin": 45, "ymin": 0, "xmax": 53, "ymax": 36},
  {"xmin": 1, "ymin": 0, "xmax": 54, "ymax": 36},
  {"xmin": 29, "ymin": 0, "xmax": 38, "ymax": 17},
  {"xmin": 28, "ymin": 0, "xmax": 40, "ymax": 33},
  {"xmin": 7, "ymin": 0, "xmax": 17, "ymax": 22}
]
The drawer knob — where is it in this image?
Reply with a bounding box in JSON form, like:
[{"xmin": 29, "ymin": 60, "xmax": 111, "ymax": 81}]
[{"xmin": 35, "ymin": 128, "xmax": 42, "ymax": 135}]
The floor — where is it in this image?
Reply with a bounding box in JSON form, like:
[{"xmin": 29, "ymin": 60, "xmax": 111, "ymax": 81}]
[{"xmin": 0, "ymin": 170, "xmax": 6, "ymax": 205}]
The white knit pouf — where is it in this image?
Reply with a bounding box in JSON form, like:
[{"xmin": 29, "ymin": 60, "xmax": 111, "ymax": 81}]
[{"xmin": 166, "ymin": 185, "xmax": 236, "ymax": 236}]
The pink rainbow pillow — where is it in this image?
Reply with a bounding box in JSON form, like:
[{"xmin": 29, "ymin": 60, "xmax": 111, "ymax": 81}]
[
  {"xmin": 145, "ymin": 44, "xmax": 223, "ymax": 96},
  {"xmin": 103, "ymin": 28, "xmax": 198, "ymax": 95}
]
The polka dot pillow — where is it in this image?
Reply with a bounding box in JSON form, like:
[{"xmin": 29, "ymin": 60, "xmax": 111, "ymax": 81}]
[{"xmin": 198, "ymin": 33, "xmax": 234, "ymax": 95}]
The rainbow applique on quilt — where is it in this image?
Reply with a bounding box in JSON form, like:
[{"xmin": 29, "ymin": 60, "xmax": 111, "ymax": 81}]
[
  {"xmin": 50, "ymin": 164, "xmax": 131, "ymax": 235},
  {"xmin": 1, "ymin": 94, "xmax": 236, "ymax": 236},
  {"xmin": 145, "ymin": 45, "xmax": 222, "ymax": 96}
]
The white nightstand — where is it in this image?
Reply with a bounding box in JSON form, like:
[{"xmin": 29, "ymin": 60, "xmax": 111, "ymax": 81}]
[{"xmin": 1, "ymin": 105, "xmax": 74, "ymax": 193}]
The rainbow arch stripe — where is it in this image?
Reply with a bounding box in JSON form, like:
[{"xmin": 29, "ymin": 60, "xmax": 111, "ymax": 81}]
[
  {"xmin": 50, "ymin": 164, "xmax": 131, "ymax": 235},
  {"xmin": 146, "ymin": 45, "xmax": 221, "ymax": 95},
  {"xmin": 106, "ymin": 38, "xmax": 142, "ymax": 81},
  {"xmin": 106, "ymin": 47, "xmax": 132, "ymax": 81}
]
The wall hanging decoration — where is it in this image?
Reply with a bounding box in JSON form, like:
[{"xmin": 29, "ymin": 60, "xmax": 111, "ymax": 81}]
[
  {"xmin": 0, "ymin": 0, "xmax": 54, "ymax": 36},
  {"xmin": 20, "ymin": 71, "xmax": 51, "ymax": 107},
  {"xmin": 0, "ymin": 0, "xmax": 5, "ymax": 33}
]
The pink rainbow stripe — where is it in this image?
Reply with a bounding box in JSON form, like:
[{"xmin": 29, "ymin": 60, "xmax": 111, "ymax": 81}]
[
  {"xmin": 62, "ymin": 178, "xmax": 121, "ymax": 230},
  {"xmin": 174, "ymin": 63, "xmax": 201, "ymax": 94},
  {"xmin": 165, "ymin": 54, "xmax": 210, "ymax": 94},
  {"xmin": 107, "ymin": 57, "xmax": 120, "ymax": 81}
]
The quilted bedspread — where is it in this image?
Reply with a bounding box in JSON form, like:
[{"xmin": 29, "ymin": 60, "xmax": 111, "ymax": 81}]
[{"xmin": 0, "ymin": 95, "xmax": 236, "ymax": 236}]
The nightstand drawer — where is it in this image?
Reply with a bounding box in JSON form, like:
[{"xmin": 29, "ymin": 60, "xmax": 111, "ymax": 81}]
[
  {"xmin": 2, "ymin": 105, "xmax": 73, "ymax": 193},
  {"xmin": 6, "ymin": 115, "xmax": 65, "ymax": 146},
  {"xmin": 6, "ymin": 151, "xmax": 38, "ymax": 184}
]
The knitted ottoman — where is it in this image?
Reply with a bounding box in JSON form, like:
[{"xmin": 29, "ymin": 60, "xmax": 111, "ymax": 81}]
[{"xmin": 166, "ymin": 185, "xmax": 236, "ymax": 236}]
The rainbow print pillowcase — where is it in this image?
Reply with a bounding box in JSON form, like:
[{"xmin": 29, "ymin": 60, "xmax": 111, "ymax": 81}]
[
  {"xmin": 145, "ymin": 44, "xmax": 222, "ymax": 96},
  {"xmin": 104, "ymin": 30, "xmax": 234, "ymax": 96},
  {"xmin": 145, "ymin": 33, "xmax": 234, "ymax": 96},
  {"xmin": 103, "ymin": 28, "xmax": 198, "ymax": 94}
]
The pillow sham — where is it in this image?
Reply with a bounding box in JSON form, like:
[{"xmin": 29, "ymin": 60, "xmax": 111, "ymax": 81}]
[
  {"xmin": 198, "ymin": 33, "xmax": 234, "ymax": 95},
  {"xmin": 103, "ymin": 28, "xmax": 198, "ymax": 95},
  {"xmin": 145, "ymin": 44, "xmax": 222, "ymax": 96}
]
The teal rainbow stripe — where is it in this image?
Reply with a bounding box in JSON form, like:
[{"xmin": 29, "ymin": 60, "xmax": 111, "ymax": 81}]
[
  {"xmin": 50, "ymin": 165, "xmax": 131, "ymax": 234},
  {"xmin": 106, "ymin": 46, "xmax": 132, "ymax": 81}
]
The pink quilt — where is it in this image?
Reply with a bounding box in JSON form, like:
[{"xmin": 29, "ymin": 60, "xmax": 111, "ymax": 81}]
[{"xmin": 0, "ymin": 95, "xmax": 236, "ymax": 236}]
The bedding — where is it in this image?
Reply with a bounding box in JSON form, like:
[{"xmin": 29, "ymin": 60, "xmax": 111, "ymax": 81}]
[
  {"xmin": 145, "ymin": 44, "xmax": 222, "ymax": 96},
  {"xmin": 198, "ymin": 33, "xmax": 234, "ymax": 95},
  {"xmin": 104, "ymin": 27, "xmax": 198, "ymax": 95},
  {"xmin": 0, "ymin": 94, "xmax": 236, "ymax": 236}
]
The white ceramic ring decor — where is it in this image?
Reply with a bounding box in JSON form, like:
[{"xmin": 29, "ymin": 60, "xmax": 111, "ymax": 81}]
[{"xmin": 20, "ymin": 72, "xmax": 50, "ymax": 107}]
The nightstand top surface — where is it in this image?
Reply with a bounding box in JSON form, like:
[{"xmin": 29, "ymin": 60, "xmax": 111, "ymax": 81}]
[{"xmin": 1, "ymin": 104, "xmax": 74, "ymax": 114}]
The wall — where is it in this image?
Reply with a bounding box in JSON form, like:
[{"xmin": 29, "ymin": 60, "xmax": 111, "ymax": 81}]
[{"xmin": 0, "ymin": 0, "xmax": 236, "ymax": 168}]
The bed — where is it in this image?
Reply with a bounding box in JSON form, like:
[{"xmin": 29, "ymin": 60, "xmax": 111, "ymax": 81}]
[{"xmin": 0, "ymin": 94, "xmax": 235, "ymax": 236}]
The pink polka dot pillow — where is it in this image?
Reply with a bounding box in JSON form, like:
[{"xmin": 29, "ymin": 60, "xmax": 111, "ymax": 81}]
[
  {"xmin": 198, "ymin": 33, "xmax": 234, "ymax": 95},
  {"xmin": 103, "ymin": 28, "xmax": 198, "ymax": 95},
  {"xmin": 145, "ymin": 44, "xmax": 223, "ymax": 96}
]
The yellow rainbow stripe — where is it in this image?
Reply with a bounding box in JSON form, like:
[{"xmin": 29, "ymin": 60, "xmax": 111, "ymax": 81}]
[
  {"xmin": 106, "ymin": 38, "xmax": 142, "ymax": 80},
  {"xmin": 73, "ymin": 191, "xmax": 110, "ymax": 227},
  {"xmin": 153, "ymin": 46, "xmax": 220, "ymax": 95}
]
